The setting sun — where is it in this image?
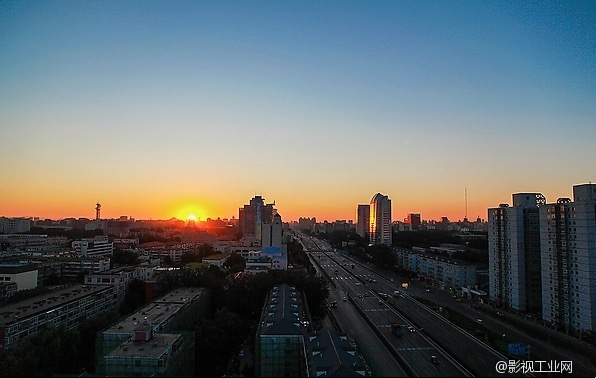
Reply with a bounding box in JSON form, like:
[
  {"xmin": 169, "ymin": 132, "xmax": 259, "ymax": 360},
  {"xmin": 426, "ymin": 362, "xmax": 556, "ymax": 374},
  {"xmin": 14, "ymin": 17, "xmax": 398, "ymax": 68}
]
[{"xmin": 175, "ymin": 204, "xmax": 206, "ymax": 222}]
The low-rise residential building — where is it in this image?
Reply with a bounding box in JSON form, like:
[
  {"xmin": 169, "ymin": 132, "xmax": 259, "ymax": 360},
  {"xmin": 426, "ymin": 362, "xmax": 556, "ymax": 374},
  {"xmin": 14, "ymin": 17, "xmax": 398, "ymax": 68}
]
[
  {"xmin": 97, "ymin": 287, "xmax": 208, "ymax": 376},
  {"xmin": 245, "ymin": 256, "xmax": 273, "ymax": 274},
  {"xmin": 61, "ymin": 257, "xmax": 111, "ymax": 282},
  {"xmin": 256, "ymin": 284, "xmax": 308, "ymax": 377},
  {"xmin": 85, "ymin": 265, "xmax": 155, "ymax": 303},
  {"xmin": 0, "ymin": 284, "xmax": 117, "ymax": 349},
  {"xmin": 394, "ymin": 247, "xmax": 477, "ymax": 289},
  {"xmin": 0, "ymin": 217, "xmax": 31, "ymax": 233},
  {"xmin": 0, "ymin": 234, "xmax": 70, "ymax": 256},
  {"xmin": 72, "ymin": 236, "xmax": 113, "ymax": 257},
  {"xmin": 201, "ymin": 252, "xmax": 231, "ymax": 268},
  {"xmin": 417, "ymin": 254, "xmax": 477, "ymax": 289},
  {"xmin": 0, "ymin": 262, "xmax": 38, "ymax": 291}
]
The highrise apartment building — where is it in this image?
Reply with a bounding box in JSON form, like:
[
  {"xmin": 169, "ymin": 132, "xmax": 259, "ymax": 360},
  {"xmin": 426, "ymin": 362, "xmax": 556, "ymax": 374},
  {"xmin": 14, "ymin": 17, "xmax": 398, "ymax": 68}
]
[
  {"xmin": 407, "ymin": 213, "xmax": 421, "ymax": 231},
  {"xmin": 238, "ymin": 195, "xmax": 276, "ymax": 244},
  {"xmin": 262, "ymin": 213, "xmax": 283, "ymax": 249},
  {"xmin": 488, "ymin": 193, "xmax": 545, "ymax": 313},
  {"xmin": 539, "ymin": 183, "xmax": 596, "ymax": 332},
  {"xmin": 369, "ymin": 193, "xmax": 392, "ymax": 246},
  {"xmin": 488, "ymin": 183, "xmax": 596, "ymax": 332},
  {"xmin": 356, "ymin": 204, "xmax": 370, "ymax": 240}
]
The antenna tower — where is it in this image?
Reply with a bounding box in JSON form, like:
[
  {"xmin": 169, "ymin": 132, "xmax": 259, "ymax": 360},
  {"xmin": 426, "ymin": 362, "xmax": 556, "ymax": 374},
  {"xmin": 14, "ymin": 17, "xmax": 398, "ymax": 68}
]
[
  {"xmin": 95, "ymin": 202, "xmax": 101, "ymax": 220},
  {"xmin": 465, "ymin": 188, "xmax": 468, "ymax": 220}
]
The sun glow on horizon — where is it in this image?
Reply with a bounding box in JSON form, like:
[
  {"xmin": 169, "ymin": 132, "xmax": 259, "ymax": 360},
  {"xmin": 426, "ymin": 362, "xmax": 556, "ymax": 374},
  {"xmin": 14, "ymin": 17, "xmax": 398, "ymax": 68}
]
[{"xmin": 173, "ymin": 204, "xmax": 207, "ymax": 222}]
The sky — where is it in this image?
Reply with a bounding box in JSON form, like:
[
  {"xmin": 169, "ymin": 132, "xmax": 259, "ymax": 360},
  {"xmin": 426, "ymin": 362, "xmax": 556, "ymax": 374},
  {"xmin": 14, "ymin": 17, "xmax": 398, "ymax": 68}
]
[{"xmin": 1, "ymin": 0, "xmax": 595, "ymax": 223}]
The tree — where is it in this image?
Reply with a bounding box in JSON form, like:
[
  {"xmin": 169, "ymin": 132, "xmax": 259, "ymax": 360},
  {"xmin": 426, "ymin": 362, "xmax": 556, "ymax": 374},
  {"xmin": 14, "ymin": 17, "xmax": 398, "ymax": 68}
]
[
  {"xmin": 198, "ymin": 243, "xmax": 216, "ymax": 258},
  {"xmin": 223, "ymin": 252, "xmax": 245, "ymax": 272},
  {"xmin": 194, "ymin": 308, "xmax": 251, "ymax": 376},
  {"xmin": 112, "ymin": 249, "xmax": 140, "ymax": 266},
  {"xmin": 119, "ymin": 279, "xmax": 146, "ymax": 314}
]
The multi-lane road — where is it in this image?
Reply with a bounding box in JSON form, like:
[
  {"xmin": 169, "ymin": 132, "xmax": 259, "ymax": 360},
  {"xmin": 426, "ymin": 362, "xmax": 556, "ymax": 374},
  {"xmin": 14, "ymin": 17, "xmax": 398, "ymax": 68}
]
[{"xmin": 296, "ymin": 232, "xmax": 596, "ymax": 377}]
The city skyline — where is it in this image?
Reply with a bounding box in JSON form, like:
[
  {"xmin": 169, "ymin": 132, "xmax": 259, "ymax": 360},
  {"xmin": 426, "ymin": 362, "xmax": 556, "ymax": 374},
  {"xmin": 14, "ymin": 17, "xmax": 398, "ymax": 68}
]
[{"xmin": 1, "ymin": 1, "xmax": 594, "ymax": 223}]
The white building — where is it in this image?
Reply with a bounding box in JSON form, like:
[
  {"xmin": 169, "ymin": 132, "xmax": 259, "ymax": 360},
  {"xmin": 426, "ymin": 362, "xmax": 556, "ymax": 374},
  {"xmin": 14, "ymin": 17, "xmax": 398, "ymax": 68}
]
[
  {"xmin": 245, "ymin": 256, "xmax": 273, "ymax": 274},
  {"xmin": 393, "ymin": 248, "xmax": 476, "ymax": 288},
  {"xmin": 0, "ymin": 262, "xmax": 38, "ymax": 291},
  {"xmin": 417, "ymin": 254, "xmax": 476, "ymax": 289},
  {"xmin": 0, "ymin": 217, "xmax": 31, "ymax": 233},
  {"xmin": 261, "ymin": 246, "xmax": 287, "ymax": 270},
  {"xmin": 202, "ymin": 253, "xmax": 231, "ymax": 268},
  {"xmin": 262, "ymin": 213, "xmax": 283, "ymax": 249},
  {"xmin": 539, "ymin": 183, "xmax": 596, "ymax": 332},
  {"xmin": 72, "ymin": 236, "xmax": 113, "ymax": 257},
  {"xmin": 488, "ymin": 193, "xmax": 545, "ymax": 313}
]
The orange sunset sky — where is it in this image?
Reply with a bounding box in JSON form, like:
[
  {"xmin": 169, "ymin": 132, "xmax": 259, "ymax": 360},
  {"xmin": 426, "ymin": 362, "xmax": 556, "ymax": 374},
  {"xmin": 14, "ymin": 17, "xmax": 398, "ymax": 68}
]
[{"xmin": 1, "ymin": 2, "xmax": 594, "ymax": 223}]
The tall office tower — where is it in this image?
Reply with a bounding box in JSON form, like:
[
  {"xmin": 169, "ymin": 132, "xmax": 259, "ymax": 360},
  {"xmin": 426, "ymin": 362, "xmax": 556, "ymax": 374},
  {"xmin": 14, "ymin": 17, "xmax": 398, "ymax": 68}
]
[
  {"xmin": 369, "ymin": 193, "xmax": 392, "ymax": 246},
  {"xmin": 356, "ymin": 204, "xmax": 370, "ymax": 240},
  {"xmin": 238, "ymin": 195, "xmax": 276, "ymax": 243},
  {"xmin": 539, "ymin": 183, "xmax": 596, "ymax": 332},
  {"xmin": 262, "ymin": 213, "xmax": 283, "ymax": 248},
  {"xmin": 407, "ymin": 213, "xmax": 421, "ymax": 231},
  {"xmin": 488, "ymin": 193, "xmax": 545, "ymax": 312}
]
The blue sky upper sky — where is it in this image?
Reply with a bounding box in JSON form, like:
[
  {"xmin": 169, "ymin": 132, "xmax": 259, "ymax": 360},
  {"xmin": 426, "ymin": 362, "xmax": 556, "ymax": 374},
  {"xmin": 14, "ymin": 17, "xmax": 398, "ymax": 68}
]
[{"xmin": 1, "ymin": 0, "xmax": 595, "ymax": 222}]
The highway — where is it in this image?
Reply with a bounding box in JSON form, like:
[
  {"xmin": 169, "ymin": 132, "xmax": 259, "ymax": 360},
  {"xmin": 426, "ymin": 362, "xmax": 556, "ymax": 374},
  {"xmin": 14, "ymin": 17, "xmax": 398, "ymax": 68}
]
[
  {"xmin": 296, "ymin": 231, "xmax": 540, "ymax": 377},
  {"xmin": 313, "ymin": 252, "xmax": 408, "ymax": 377},
  {"xmin": 318, "ymin": 251, "xmax": 472, "ymax": 377}
]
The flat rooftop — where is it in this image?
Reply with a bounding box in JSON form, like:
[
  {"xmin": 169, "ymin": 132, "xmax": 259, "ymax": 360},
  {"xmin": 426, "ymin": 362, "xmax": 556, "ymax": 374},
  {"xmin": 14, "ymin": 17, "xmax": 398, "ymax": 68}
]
[
  {"xmin": 0, "ymin": 285, "xmax": 113, "ymax": 326},
  {"xmin": 106, "ymin": 333, "xmax": 182, "ymax": 359},
  {"xmin": 104, "ymin": 287, "xmax": 204, "ymax": 335}
]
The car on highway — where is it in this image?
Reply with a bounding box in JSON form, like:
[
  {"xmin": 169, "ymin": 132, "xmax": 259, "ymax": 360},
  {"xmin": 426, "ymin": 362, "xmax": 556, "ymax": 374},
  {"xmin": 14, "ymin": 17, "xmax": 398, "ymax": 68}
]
[
  {"xmin": 430, "ymin": 355, "xmax": 439, "ymax": 365},
  {"xmin": 407, "ymin": 326, "xmax": 416, "ymax": 333}
]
